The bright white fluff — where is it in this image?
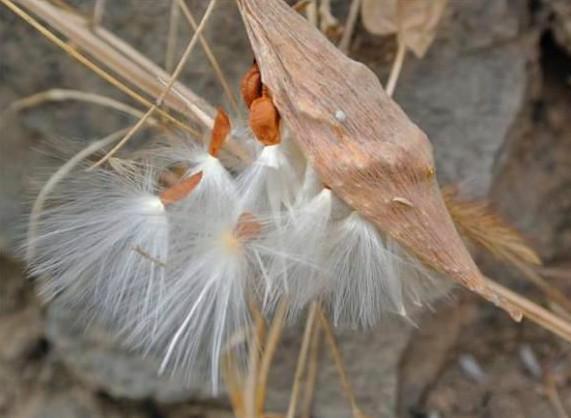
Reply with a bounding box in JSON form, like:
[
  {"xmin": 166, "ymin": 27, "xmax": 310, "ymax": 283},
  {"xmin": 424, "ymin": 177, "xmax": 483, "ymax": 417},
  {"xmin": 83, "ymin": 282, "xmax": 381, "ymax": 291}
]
[
  {"xmin": 147, "ymin": 138, "xmax": 236, "ymax": 211},
  {"xmin": 27, "ymin": 164, "xmax": 170, "ymax": 341},
  {"xmin": 24, "ymin": 128, "xmax": 453, "ymax": 391},
  {"xmin": 325, "ymin": 209, "xmax": 448, "ymax": 328},
  {"xmin": 148, "ymin": 180, "xmax": 277, "ymax": 391},
  {"xmin": 263, "ymin": 185, "xmax": 333, "ymax": 316},
  {"xmin": 326, "ymin": 211, "xmax": 406, "ymax": 327},
  {"xmin": 237, "ymin": 143, "xmax": 302, "ymax": 215}
]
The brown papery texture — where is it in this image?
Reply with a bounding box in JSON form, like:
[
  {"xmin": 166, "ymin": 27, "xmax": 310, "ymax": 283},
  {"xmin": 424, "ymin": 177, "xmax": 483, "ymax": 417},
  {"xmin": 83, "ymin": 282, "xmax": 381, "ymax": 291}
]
[{"xmin": 236, "ymin": 0, "xmax": 521, "ymax": 320}]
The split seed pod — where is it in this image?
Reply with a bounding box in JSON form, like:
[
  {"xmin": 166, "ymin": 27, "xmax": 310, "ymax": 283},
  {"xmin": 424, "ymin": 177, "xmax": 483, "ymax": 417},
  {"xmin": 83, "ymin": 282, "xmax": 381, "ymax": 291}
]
[{"xmin": 236, "ymin": 0, "xmax": 521, "ymax": 319}]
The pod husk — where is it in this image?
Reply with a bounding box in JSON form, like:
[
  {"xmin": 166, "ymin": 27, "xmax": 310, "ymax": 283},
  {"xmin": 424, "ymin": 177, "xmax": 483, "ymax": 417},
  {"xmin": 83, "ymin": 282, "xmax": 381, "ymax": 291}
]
[{"xmin": 236, "ymin": 0, "xmax": 522, "ymax": 320}]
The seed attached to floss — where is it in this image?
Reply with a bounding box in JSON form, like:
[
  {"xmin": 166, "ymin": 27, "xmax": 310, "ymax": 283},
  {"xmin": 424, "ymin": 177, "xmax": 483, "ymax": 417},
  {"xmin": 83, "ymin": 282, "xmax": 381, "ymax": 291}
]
[
  {"xmin": 250, "ymin": 95, "xmax": 281, "ymax": 145},
  {"xmin": 240, "ymin": 62, "xmax": 263, "ymax": 108},
  {"xmin": 234, "ymin": 212, "xmax": 262, "ymax": 241},
  {"xmin": 208, "ymin": 107, "xmax": 231, "ymax": 157},
  {"xmin": 222, "ymin": 213, "xmax": 262, "ymax": 254},
  {"xmin": 159, "ymin": 171, "xmax": 204, "ymax": 206}
]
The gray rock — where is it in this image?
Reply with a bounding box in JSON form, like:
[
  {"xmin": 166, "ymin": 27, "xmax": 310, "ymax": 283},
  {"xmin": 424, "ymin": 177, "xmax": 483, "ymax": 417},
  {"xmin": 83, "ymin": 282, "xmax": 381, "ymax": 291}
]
[
  {"xmin": 355, "ymin": 0, "xmax": 530, "ymax": 197},
  {"xmin": 45, "ymin": 303, "xmax": 200, "ymax": 403},
  {"xmin": 263, "ymin": 319, "xmax": 412, "ymax": 417},
  {"xmin": 11, "ymin": 389, "xmax": 107, "ymax": 418},
  {"xmin": 547, "ymin": 0, "xmax": 571, "ymax": 54}
]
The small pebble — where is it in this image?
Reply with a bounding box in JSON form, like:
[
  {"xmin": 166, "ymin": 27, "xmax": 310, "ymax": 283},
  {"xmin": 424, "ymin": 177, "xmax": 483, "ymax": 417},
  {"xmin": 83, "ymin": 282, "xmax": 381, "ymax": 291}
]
[
  {"xmin": 519, "ymin": 344, "xmax": 542, "ymax": 379},
  {"xmin": 459, "ymin": 353, "xmax": 487, "ymax": 383}
]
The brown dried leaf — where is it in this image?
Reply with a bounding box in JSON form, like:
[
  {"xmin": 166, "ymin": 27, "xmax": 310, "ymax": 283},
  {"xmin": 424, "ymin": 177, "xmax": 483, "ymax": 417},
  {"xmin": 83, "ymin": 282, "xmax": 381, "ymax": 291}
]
[
  {"xmin": 361, "ymin": 0, "xmax": 448, "ymax": 57},
  {"xmin": 236, "ymin": 0, "xmax": 521, "ymax": 320},
  {"xmin": 361, "ymin": 0, "xmax": 397, "ymax": 36},
  {"xmin": 397, "ymin": 0, "xmax": 448, "ymax": 57}
]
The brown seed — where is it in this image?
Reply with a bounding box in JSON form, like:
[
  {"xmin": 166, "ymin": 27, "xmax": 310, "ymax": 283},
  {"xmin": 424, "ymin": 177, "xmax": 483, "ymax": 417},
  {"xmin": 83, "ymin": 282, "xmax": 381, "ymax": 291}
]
[
  {"xmin": 234, "ymin": 212, "xmax": 262, "ymax": 240},
  {"xmin": 249, "ymin": 96, "xmax": 281, "ymax": 145},
  {"xmin": 209, "ymin": 108, "xmax": 231, "ymax": 157},
  {"xmin": 159, "ymin": 171, "xmax": 203, "ymax": 206},
  {"xmin": 240, "ymin": 63, "xmax": 263, "ymax": 108}
]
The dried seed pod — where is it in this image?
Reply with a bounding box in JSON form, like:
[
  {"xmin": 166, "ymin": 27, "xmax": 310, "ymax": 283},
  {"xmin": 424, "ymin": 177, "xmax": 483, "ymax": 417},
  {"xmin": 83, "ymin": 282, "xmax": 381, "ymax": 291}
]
[
  {"xmin": 209, "ymin": 107, "xmax": 231, "ymax": 157},
  {"xmin": 240, "ymin": 62, "xmax": 263, "ymax": 108},
  {"xmin": 249, "ymin": 95, "xmax": 281, "ymax": 145},
  {"xmin": 236, "ymin": 0, "xmax": 521, "ymax": 319}
]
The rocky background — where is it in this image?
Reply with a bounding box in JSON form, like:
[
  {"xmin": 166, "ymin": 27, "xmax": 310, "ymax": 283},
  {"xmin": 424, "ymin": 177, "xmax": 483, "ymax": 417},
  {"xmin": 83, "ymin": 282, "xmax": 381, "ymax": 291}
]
[{"xmin": 1, "ymin": 0, "xmax": 571, "ymax": 417}]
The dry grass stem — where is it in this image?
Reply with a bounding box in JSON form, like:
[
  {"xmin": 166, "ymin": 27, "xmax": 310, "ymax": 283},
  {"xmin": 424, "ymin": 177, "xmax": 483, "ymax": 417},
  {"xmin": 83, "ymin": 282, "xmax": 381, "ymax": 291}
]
[
  {"xmin": 133, "ymin": 246, "xmax": 167, "ymax": 267},
  {"xmin": 47, "ymin": 0, "xmax": 75, "ymax": 13},
  {"xmin": 286, "ymin": 302, "xmax": 319, "ymax": 418},
  {"xmin": 319, "ymin": 0, "xmax": 342, "ymax": 39},
  {"xmin": 486, "ymin": 279, "xmax": 571, "ymax": 344},
  {"xmin": 223, "ymin": 352, "xmax": 246, "ymax": 418},
  {"xmin": 443, "ymin": 190, "xmax": 571, "ymax": 316},
  {"xmin": 537, "ymin": 267, "xmax": 571, "ymax": 281},
  {"xmin": 15, "ymin": 0, "xmax": 212, "ymax": 118},
  {"xmin": 305, "ymin": 0, "xmax": 317, "ymax": 26},
  {"xmin": 509, "ymin": 257, "xmax": 571, "ymax": 317},
  {"xmin": 176, "ymin": 0, "xmax": 240, "ymax": 115},
  {"xmin": 6, "ymin": 0, "xmax": 250, "ymax": 162},
  {"xmin": 245, "ymin": 303, "xmax": 265, "ymax": 418},
  {"xmin": 90, "ymin": 0, "xmax": 218, "ymax": 168},
  {"xmin": 386, "ymin": 40, "xmax": 406, "ymax": 97},
  {"xmin": 318, "ymin": 308, "xmax": 368, "ymax": 418},
  {"xmin": 300, "ymin": 314, "xmax": 321, "ymax": 418},
  {"xmin": 6, "ymin": 89, "xmax": 151, "ymax": 122},
  {"xmin": 165, "ymin": 0, "xmax": 181, "ymax": 73},
  {"xmin": 443, "ymin": 189, "xmax": 541, "ymax": 266},
  {"xmin": 292, "ymin": 0, "xmax": 311, "ymax": 13},
  {"xmin": 545, "ymin": 374, "xmax": 571, "ymax": 418},
  {"xmin": 91, "ymin": 0, "xmax": 105, "ymax": 27},
  {"xmin": 338, "ymin": 0, "xmax": 361, "ymax": 54},
  {"xmin": 256, "ymin": 300, "xmax": 287, "ymax": 415},
  {"xmin": 3, "ymin": 0, "xmax": 197, "ymax": 135},
  {"xmin": 89, "ymin": 107, "xmax": 155, "ymax": 169}
]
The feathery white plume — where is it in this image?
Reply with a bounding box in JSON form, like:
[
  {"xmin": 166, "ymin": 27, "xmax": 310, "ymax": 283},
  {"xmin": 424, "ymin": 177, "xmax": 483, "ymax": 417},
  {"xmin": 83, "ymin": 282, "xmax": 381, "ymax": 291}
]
[
  {"xmin": 266, "ymin": 181, "xmax": 333, "ymax": 316},
  {"xmin": 326, "ymin": 211, "xmax": 407, "ymax": 327},
  {"xmin": 237, "ymin": 141, "xmax": 302, "ymax": 215},
  {"xmin": 23, "ymin": 113, "xmax": 450, "ymax": 391},
  {"xmin": 27, "ymin": 163, "xmax": 170, "ymax": 341},
  {"xmin": 150, "ymin": 179, "xmax": 270, "ymax": 391}
]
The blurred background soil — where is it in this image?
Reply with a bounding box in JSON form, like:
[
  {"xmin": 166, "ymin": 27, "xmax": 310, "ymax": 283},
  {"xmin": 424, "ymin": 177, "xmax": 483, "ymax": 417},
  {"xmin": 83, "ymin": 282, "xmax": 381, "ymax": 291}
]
[{"xmin": 1, "ymin": 1, "xmax": 571, "ymax": 417}]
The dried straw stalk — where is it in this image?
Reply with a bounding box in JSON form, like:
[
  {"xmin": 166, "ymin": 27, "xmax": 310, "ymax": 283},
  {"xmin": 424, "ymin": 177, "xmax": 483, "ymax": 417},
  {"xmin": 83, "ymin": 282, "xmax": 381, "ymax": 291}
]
[
  {"xmin": 13, "ymin": 0, "xmax": 212, "ymax": 122},
  {"xmin": 6, "ymin": 0, "xmax": 250, "ymax": 161}
]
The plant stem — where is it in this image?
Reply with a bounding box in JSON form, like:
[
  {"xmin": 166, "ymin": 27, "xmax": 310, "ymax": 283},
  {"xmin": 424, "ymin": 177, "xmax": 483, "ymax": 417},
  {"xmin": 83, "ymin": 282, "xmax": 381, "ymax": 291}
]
[{"xmin": 386, "ymin": 40, "xmax": 406, "ymax": 97}]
